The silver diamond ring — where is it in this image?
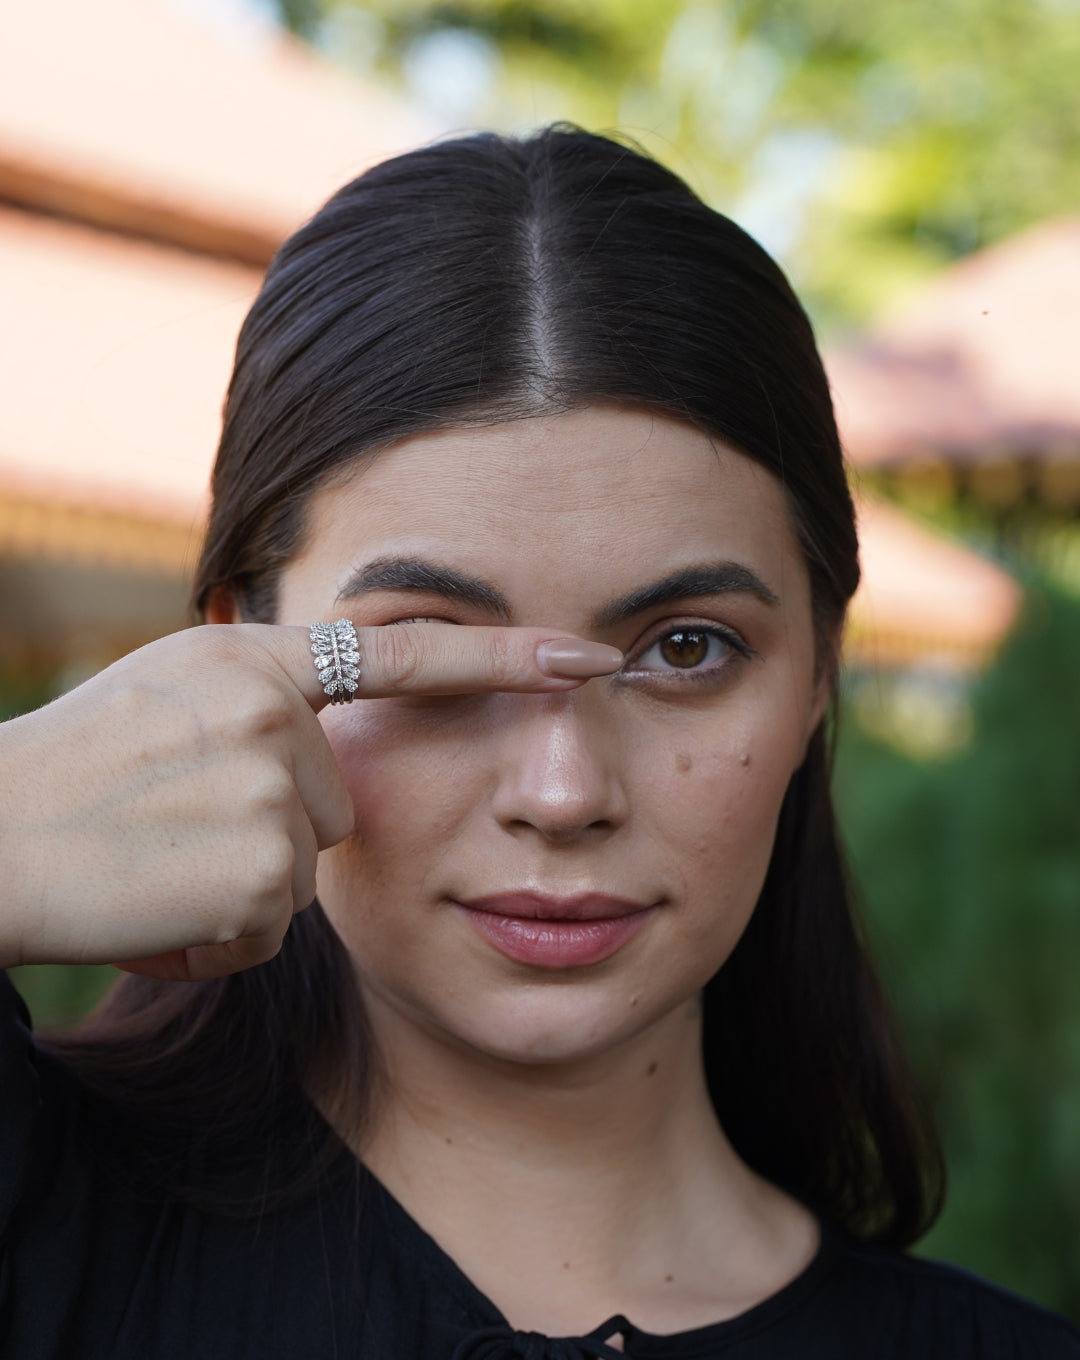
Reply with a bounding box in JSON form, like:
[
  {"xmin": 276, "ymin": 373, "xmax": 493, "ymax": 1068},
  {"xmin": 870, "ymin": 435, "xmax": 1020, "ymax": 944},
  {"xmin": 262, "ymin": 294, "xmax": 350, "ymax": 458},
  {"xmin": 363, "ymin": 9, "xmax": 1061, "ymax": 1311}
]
[{"xmin": 310, "ymin": 619, "xmax": 361, "ymax": 704}]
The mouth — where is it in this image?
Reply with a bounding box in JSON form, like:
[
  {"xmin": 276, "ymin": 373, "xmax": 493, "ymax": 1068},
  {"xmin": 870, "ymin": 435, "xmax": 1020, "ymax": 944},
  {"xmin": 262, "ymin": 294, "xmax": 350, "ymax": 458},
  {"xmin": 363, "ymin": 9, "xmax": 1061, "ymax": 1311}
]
[{"xmin": 453, "ymin": 892, "xmax": 658, "ymax": 968}]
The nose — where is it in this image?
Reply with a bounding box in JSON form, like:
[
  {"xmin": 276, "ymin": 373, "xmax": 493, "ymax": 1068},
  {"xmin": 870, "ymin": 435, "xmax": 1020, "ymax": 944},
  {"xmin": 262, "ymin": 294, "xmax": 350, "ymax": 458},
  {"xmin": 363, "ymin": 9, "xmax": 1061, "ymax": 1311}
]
[{"xmin": 490, "ymin": 692, "xmax": 629, "ymax": 845}]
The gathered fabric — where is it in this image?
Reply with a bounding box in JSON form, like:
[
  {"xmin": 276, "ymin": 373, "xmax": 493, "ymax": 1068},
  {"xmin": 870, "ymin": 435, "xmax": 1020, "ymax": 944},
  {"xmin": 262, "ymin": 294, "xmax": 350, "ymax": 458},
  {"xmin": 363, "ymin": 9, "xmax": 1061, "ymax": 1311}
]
[{"xmin": 451, "ymin": 1317, "xmax": 631, "ymax": 1360}]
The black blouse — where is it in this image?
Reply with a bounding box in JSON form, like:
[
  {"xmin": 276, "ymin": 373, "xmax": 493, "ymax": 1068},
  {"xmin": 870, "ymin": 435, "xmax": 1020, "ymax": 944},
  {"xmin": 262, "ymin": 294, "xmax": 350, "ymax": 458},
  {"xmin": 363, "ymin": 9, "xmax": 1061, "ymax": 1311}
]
[{"xmin": 3, "ymin": 973, "xmax": 1079, "ymax": 1360}]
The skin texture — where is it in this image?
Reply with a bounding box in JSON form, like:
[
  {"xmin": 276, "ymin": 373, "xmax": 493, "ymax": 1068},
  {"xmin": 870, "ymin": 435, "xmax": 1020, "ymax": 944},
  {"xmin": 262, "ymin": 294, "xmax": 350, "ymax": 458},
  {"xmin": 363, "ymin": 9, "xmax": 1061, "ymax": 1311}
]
[
  {"xmin": 1, "ymin": 583, "xmax": 609, "ymax": 977},
  {"xmin": 273, "ymin": 406, "xmax": 831, "ymax": 1337}
]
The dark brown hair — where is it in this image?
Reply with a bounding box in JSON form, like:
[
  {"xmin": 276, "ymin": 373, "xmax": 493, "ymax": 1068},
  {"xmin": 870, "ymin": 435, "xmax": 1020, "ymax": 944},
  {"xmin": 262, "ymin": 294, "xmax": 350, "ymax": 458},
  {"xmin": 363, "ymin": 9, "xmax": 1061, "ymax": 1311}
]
[{"xmin": 49, "ymin": 126, "xmax": 942, "ymax": 1243}]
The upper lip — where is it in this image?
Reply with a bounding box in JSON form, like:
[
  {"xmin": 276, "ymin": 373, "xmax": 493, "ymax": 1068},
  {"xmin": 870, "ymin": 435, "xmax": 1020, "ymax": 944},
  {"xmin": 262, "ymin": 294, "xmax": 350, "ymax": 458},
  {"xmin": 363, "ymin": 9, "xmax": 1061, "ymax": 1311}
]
[{"xmin": 457, "ymin": 892, "xmax": 653, "ymax": 921}]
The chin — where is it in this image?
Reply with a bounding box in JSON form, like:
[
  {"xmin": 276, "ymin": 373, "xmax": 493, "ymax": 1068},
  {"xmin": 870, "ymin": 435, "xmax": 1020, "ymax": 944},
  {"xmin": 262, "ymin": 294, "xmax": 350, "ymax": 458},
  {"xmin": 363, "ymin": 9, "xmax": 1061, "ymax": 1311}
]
[{"xmin": 438, "ymin": 982, "xmax": 677, "ymax": 1069}]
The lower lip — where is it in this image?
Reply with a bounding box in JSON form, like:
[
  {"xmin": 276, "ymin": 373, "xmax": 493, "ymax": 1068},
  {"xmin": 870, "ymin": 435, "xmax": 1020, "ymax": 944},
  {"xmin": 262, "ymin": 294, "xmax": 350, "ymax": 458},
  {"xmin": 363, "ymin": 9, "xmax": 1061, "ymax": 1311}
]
[{"xmin": 458, "ymin": 906, "xmax": 655, "ymax": 968}]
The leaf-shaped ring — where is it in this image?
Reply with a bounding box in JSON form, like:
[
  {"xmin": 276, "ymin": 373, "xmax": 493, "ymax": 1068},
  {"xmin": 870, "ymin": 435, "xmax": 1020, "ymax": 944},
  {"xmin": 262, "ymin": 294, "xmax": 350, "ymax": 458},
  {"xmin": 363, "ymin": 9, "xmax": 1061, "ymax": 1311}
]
[{"xmin": 310, "ymin": 619, "xmax": 361, "ymax": 704}]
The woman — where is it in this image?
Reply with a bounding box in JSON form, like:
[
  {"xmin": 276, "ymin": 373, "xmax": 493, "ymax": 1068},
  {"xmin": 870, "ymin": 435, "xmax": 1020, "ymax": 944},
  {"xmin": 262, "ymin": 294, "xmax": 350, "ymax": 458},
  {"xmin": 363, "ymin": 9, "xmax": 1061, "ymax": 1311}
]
[{"xmin": 1, "ymin": 127, "xmax": 1076, "ymax": 1358}]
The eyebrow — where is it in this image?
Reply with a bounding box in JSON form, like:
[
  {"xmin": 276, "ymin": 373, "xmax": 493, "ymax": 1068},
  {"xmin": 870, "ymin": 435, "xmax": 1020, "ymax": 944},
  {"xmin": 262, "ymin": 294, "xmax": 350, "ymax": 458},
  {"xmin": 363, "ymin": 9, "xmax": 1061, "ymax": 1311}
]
[
  {"xmin": 336, "ymin": 557, "xmax": 512, "ymax": 618},
  {"xmin": 338, "ymin": 555, "xmax": 780, "ymax": 628},
  {"xmin": 590, "ymin": 563, "xmax": 780, "ymax": 628}
]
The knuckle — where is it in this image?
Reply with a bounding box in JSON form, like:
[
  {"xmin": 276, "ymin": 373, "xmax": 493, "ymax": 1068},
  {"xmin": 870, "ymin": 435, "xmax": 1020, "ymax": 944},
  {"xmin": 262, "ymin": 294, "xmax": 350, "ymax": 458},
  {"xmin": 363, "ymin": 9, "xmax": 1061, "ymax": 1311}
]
[
  {"xmin": 245, "ymin": 764, "xmax": 296, "ymax": 817},
  {"xmin": 241, "ymin": 934, "xmax": 286, "ymax": 970},
  {"xmin": 234, "ymin": 685, "xmax": 294, "ymax": 740},
  {"xmin": 104, "ymin": 677, "xmax": 153, "ymax": 727},
  {"xmin": 377, "ymin": 626, "xmax": 425, "ymax": 689},
  {"xmin": 485, "ymin": 627, "xmax": 514, "ymax": 683},
  {"xmin": 246, "ymin": 836, "xmax": 296, "ymax": 911},
  {"xmin": 294, "ymin": 863, "xmax": 318, "ymax": 911}
]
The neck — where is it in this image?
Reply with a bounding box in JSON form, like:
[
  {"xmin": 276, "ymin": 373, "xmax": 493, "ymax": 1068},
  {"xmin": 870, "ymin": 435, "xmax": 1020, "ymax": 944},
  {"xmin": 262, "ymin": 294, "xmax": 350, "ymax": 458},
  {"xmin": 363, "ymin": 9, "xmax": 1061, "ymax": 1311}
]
[
  {"xmin": 366, "ymin": 992, "xmax": 715, "ymax": 1200},
  {"xmin": 333, "ymin": 991, "xmax": 818, "ymax": 1337}
]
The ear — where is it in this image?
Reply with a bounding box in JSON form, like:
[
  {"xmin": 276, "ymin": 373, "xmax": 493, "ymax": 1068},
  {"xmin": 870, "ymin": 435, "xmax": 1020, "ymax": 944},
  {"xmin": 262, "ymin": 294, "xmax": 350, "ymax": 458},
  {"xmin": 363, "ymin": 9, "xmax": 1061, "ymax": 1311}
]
[{"xmin": 203, "ymin": 584, "xmax": 243, "ymax": 626}]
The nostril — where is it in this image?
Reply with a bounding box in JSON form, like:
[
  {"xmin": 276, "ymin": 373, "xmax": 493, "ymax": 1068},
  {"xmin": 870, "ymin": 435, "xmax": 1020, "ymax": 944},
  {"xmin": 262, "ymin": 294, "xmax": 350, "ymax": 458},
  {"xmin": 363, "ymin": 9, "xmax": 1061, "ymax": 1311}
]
[{"xmin": 504, "ymin": 816, "xmax": 618, "ymax": 845}]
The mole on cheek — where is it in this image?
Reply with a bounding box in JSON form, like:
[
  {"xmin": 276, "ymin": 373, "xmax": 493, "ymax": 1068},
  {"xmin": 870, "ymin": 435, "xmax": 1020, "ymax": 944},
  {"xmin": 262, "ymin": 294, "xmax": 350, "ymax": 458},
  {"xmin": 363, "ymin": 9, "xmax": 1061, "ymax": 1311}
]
[{"xmin": 675, "ymin": 753, "xmax": 693, "ymax": 773}]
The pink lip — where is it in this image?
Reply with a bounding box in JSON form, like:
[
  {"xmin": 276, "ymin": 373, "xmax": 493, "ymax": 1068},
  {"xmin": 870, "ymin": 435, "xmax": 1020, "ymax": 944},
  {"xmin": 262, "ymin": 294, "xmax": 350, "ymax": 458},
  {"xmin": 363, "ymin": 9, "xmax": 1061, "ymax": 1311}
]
[{"xmin": 455, "ymin": 893, "xmax": 657, "ymax": 968}]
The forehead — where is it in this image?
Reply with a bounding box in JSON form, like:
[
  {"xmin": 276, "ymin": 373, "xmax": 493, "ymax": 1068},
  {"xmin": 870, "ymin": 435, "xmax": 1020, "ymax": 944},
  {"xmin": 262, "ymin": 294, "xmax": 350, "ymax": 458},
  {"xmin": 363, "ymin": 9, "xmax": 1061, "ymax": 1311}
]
[{"xmin": 288, "ymin": 407, "xmax": 805, "ymax": 609}]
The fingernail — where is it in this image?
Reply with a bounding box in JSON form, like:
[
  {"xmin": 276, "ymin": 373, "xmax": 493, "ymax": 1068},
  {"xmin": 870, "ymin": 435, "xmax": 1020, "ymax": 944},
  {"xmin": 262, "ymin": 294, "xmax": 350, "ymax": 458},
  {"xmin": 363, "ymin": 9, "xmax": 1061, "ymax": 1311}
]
[{"xmin": 536, "ymin": 639, "xmax": 624, "ymax": 678}]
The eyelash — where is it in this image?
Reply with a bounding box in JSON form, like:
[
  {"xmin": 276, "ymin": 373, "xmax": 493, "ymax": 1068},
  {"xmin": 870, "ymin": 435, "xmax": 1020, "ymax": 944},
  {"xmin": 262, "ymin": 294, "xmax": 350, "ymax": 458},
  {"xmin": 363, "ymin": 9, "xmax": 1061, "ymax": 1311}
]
[{"xmin": 623, "ymin": 623, "xmax": 755, "ymax": 683}]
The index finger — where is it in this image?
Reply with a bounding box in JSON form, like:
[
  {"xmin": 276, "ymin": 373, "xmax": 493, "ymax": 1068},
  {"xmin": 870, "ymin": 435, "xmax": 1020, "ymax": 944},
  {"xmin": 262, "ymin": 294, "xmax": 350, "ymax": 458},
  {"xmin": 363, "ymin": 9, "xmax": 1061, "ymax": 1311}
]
[{"xmin": 254, "ymin": 622, "xmax": 623, "ymax": 709}]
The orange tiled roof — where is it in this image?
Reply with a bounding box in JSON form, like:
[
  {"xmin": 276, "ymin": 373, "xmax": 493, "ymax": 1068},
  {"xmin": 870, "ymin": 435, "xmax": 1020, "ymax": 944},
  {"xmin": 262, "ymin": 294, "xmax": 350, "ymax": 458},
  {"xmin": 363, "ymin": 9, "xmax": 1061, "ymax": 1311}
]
[
  {"xmin": 846, "ymin": 494, "xmax": 1021, "ymax": 668},
  {"xmin": 0, "ymin": 0, "xmax": 434, "ymax": 263},
  {"xmin": 0, "ymin": 203, "xmax": 259, "ymax": 541},
  {"xmin": 0, "ymin": 0, "xmax": 433, "ymax": 574},
  {"xmin": 828, "ymin": 217, "xmax": 1080, "ymax": 468}
]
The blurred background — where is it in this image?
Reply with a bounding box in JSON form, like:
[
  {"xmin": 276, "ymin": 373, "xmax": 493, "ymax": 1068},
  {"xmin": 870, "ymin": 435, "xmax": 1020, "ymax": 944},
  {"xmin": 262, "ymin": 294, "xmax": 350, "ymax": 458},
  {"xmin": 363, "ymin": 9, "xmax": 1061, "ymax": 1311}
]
[{"xmin": 2, "ymin": 0, "xmax": 1078, "ymax": 1317}]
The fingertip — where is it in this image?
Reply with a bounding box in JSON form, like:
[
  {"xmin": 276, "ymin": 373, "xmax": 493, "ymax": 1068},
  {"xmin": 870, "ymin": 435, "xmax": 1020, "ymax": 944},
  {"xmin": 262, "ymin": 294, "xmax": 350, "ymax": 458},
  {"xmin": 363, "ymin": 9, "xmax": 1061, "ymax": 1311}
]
[
  {"xmin": 184, "ymin": 936, "xmax": 282, "ymax": 979},
  {"xmin": 113, "ymin": 949, "xmax": 193, "ymax": 981},
  {"xmin": 536, "ymin": 639, "xmax": 624, "ymax": 680}
]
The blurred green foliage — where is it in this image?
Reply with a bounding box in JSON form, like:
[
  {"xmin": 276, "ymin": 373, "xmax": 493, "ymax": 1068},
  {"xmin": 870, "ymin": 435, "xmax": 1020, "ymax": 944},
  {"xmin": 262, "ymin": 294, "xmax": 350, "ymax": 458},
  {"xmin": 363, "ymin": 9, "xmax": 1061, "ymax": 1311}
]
[
  {"xmin": 296, "ymin": 0, "xmax": 1080, "ymax": 326},
  {"xmin": 0, "ymin": 671, "xmax": 55, "ymax": 725},
  {"xmin": 7, "ymin": 963, "xmax": 118, "ymax": 1031},
  {"xmin": 9, "ymin": 578, "xmax": 1079, "ymax": 1315},
  {"xmin": 835, "ymin": 580, "xmax": 1080, "ymax": 1317}
]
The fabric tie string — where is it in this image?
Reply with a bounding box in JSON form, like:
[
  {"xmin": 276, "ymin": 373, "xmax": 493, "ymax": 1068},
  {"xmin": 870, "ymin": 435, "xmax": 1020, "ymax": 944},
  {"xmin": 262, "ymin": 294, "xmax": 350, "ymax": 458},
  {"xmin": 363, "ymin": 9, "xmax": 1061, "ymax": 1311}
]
[{"xmin": 451, "ymin": 1317, "xmax": 631, "ymax": 1360}]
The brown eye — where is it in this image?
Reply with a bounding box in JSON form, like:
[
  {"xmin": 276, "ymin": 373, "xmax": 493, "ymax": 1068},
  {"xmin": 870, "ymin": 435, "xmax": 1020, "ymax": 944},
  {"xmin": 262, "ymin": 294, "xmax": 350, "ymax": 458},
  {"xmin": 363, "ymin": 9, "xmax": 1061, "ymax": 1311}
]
[
  {"xmin": 629, "ymin": 625, "xmax": 747, "ymax": 680},
  {"xmin": 658, "ymin": 630, "xmax": 710, "ymax": 669}
]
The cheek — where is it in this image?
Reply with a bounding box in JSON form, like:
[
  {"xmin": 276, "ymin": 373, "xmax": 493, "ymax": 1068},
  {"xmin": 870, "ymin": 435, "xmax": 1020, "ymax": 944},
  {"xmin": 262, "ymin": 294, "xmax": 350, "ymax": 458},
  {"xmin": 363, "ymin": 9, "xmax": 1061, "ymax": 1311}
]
[
  {"xmin": 320, "ymin": 702, "xmax": 479, "ymax": 844},
  {"xmin": 650, "ymin": 721, "xmax": 798, "ymax": 953},
  {"xmin": 314, "ymin": 706, "xmax": 451, "ymax": 930},
  {"xmin": 314, "ymin": 700, "xmax": 503, "ymax": 949},
  {"xmin": 664, "ymin": 751, "xmax": 780, "ymax": 878}
]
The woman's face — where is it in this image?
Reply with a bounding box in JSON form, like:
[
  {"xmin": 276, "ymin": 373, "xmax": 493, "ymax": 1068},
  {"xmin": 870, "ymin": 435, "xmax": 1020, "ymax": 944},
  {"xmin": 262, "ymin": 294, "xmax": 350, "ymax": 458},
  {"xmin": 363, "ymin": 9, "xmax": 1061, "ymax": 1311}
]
[{"xmin": 277, "ymin": 406, "xmax": 830, "ymax": 1067}]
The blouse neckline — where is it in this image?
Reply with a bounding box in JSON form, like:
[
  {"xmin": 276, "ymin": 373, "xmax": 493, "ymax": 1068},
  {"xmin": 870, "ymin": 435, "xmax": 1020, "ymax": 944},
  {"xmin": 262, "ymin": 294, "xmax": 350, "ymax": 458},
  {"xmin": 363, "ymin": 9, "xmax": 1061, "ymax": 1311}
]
[{"xmin": 348, "ymin": 1152, "xmax": 843, "ymax": 1358}]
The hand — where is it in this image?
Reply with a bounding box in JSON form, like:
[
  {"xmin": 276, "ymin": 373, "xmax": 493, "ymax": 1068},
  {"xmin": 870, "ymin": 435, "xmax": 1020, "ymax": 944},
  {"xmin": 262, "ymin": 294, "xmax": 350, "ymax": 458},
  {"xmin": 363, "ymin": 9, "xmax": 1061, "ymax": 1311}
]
[{"xmin": 0, "ymin": 622, "xmax": 620, "ymax": 980}]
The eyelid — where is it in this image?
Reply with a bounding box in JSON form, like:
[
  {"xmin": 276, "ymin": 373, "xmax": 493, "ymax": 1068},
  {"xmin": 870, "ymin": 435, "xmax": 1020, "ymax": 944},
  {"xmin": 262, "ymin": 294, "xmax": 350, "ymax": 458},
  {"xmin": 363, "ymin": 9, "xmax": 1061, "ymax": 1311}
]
[
  {"xmin": 376, "ymin": 613, "xmax": 462, "ymax": 629},
  {"xmin": 621, "ymin": 619, "xmax": 755, "ymax": 677}
]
